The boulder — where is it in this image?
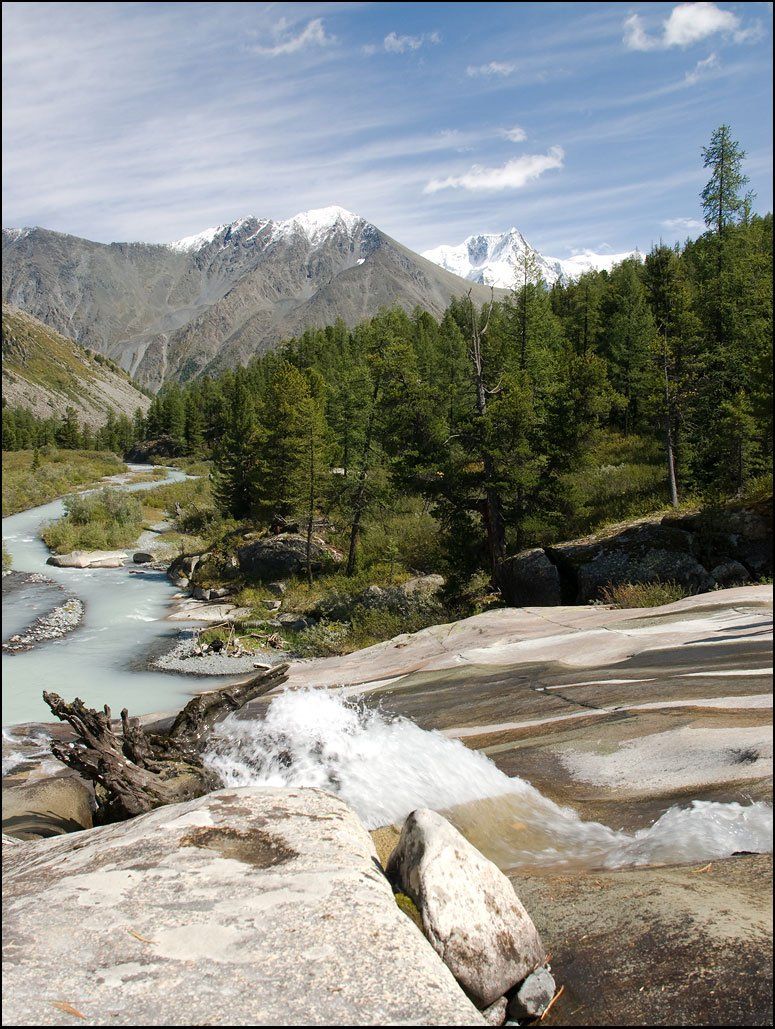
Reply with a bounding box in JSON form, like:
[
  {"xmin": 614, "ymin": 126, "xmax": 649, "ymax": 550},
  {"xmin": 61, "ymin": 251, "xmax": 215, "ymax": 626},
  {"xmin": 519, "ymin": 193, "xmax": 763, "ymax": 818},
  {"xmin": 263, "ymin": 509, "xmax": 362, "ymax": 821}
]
[
  {"xmin": 46, "ymin": 550, "xmax": 127, "ymax": 569},
  {"xmin": 267, "ymin": 581, "xmax": 287, "ymax": 597},
  {"xmin": 277, "ymin": 613, "xmax": 313, "ymax": 632},
  {"xmin": 132, "ymin": 552, "xmax": 153, "ymax": 564},
  {"xmin": 2, "ymin": 787, "xmax": 484, "ymax": 1026},
  {"xmin": 167, "ymin": 552, "xmax": 205, "ymax": 586},
  {"xmin": 507, "ymin": 966, "xmax": 556, "ymax": 1021},
  {"xmin": 2, "ymin": 776, "xmax": 93, "ymax": 840},
  {"xmin": 237, "ymin": 533, "xmax": 343, "ymax": 582},
  {"xmin": 710, "ymin": 560, "xmax": 751, "ymax": 588},
  {"xmin": 387, "ymin": 809, "xmax": 545, "ymax": 1009},
  {"xmin": 497, "ymin": 549, "xmax": 562, "ymax": 606}
]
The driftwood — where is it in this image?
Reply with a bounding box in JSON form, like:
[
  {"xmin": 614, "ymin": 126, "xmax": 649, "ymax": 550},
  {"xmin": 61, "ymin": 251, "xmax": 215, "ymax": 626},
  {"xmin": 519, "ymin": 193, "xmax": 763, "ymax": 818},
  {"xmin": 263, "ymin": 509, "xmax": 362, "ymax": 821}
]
[{"xmin": 42, "ymin": 664, "xmax": 289, "ymax": 824}]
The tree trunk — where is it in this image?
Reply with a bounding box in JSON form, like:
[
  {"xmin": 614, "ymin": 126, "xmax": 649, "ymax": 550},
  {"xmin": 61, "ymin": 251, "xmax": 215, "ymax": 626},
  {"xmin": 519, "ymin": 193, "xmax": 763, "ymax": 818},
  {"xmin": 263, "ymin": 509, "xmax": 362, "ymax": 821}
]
[
  {"xmin": 346, "ymin": 374, "xmax": 381, "ymax": 576},
  {"xmin": 43, "ymin": 664, "xmax": 289, "ymax": 824}
]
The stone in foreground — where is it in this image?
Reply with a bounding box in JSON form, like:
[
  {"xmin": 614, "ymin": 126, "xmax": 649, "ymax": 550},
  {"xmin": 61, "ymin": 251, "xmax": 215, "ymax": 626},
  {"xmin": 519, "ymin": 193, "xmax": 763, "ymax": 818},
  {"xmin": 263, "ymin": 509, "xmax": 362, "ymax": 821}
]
[
  {"xmin": 2, "ymin": 787, "xmax": 484, "ymax": 1026},
  {"xmin": 507, "ymin": 966, "xmax": 556, "ymax": 1020},
  {"xmin": 387, "ymin": 808, "xmax": 545, "ymax": 1008}
]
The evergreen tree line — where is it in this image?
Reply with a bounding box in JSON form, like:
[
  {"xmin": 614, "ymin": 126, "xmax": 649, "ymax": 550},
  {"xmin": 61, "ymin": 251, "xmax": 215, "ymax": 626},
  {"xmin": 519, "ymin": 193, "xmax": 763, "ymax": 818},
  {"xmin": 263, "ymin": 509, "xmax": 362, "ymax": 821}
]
[
  {"xmin": 1, "ymin": 402, "xmax": 142, "ymax": 454},
  {"xmin": 132, "ymin": 127, "xmax": 771, "ymax": 587}
]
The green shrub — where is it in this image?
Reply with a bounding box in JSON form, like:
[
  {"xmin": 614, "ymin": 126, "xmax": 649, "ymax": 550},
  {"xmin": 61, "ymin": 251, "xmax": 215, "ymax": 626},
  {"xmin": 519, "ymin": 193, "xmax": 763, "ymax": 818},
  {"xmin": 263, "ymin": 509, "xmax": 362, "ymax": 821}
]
[{"xmin": 41, "ymin": 488, "xmax": 144, "ymax": 553}]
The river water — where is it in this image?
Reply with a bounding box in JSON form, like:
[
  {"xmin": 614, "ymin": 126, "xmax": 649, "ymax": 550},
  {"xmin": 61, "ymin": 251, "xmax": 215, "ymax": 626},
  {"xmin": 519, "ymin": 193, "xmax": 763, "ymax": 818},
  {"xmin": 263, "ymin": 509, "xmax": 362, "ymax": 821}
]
[
  {"xmin": 2, "ymin": 466, "xmax": 771, "ymax": 869},
  {"xmin": 1, "ymin": 466, "xmax": 234, "ymax": 727}
]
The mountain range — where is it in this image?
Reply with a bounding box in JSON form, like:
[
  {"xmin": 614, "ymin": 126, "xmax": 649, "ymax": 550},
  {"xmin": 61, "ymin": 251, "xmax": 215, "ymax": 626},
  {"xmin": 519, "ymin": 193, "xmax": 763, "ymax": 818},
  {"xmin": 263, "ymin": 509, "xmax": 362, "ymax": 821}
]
[{"xmin": 2, "ymin": 207, "xmax": 635, "ymax": 391}]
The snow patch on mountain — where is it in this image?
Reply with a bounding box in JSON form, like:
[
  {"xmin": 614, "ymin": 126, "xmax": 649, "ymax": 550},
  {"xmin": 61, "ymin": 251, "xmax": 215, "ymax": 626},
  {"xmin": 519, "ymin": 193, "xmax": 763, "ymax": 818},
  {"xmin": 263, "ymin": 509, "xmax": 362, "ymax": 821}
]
[
  {"xmin": 423, "ymin": 228, "xmax": 638, "ymax": 287},
  {"xmin": 272, "ymin": 206, "xmax": 365, "ymax": 244}
]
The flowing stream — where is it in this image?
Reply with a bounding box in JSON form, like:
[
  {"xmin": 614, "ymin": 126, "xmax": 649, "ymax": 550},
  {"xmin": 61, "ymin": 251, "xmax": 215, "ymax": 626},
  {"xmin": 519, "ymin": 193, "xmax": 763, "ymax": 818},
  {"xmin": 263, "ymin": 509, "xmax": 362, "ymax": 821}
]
[
  {"xmin": 206, "ymin": 688, "xmax": 773, "ymax": 871},
  {"xmin": 2, "ymin": 466, "xmax": 772, "ymax": 870},
  {"xmin": 1, "ymin": 465, "xmax": 235, "ymax": 727}
]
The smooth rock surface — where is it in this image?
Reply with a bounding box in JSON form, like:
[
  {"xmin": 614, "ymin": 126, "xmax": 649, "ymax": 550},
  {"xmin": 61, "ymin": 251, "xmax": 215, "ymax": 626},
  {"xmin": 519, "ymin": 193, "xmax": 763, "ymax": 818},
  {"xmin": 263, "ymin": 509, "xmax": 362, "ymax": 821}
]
[
  {"xmin": 387, "ymin": 808, "xmax": 545, "ymax": 1008},
  {"xmin": 132, "ymin": 551, "xmax": 153, "ymax": 564},
  {"xmin": 46, "ymin": 550, "xmax": 127, "ymax": 569},
  {"xmin": 2, "ymin": 787, "xmax": 485, "ymax": 1026},
  {"xmin": 2, "ymin": 776, "xmax": 93, "ymax": 839}
]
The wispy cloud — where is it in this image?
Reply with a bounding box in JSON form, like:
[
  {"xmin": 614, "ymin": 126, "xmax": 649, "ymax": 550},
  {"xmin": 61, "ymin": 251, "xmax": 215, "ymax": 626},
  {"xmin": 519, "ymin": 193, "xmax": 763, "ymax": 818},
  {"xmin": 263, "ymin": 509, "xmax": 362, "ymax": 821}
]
[
  {"xmin": 624, "ymin": 3, "xmax": 759, "ymax": 52},
  {"xmin": 424, "ymin": 146, "xmax": 564, "ymax": 194},
  {"xmin": 363, "ymin": 30, "xmax": 440, "ymax": 56},
  {"xmin": 662, "ymin": 216, "xmax": 704, "ymax": 230},
  {"xmin": 685, "ymin": 51, "xmax": 720, "ymax": 84},
  {"xmin": 252, "ymin": 18, "xmax": 336, "ymax": 57},
  {"xmin": 498, "ymin": 125, "xmax": 527, "ymax": 142},
  {"xmin": 466, "ymin": 61, "xmax": 516, "ymax": 77}
]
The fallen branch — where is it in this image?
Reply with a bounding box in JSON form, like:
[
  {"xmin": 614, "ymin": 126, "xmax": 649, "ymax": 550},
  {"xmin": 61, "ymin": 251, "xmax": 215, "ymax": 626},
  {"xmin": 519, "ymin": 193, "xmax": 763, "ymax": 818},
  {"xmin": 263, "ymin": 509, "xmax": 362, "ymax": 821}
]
[
  {"xmin": 43, "ymin": 664, "xmax": 288, "ymax": 824},
  {"xmin": 539, "ymin": 984, "xmax": 564, "ymax": 1022}
]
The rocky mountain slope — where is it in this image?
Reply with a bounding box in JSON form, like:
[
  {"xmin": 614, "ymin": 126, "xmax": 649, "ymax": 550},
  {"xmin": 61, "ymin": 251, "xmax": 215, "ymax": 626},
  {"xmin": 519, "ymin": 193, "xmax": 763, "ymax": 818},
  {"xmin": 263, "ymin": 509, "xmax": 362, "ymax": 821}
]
[
  {"xmin": 423, "ymin": 228, "xmax": 638, "ymax": 288},
  {"xmin": 2, "ymin": 305, "xmax": 149, "ymax": 425},
  {"xmin": 2, "ymin": 208, "xmax": 496, "ymax": 391}
]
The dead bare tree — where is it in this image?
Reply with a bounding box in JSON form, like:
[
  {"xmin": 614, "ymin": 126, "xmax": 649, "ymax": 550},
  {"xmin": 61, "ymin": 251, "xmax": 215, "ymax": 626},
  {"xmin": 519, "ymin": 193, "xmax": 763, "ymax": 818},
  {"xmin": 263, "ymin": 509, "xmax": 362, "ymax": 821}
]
[{"xmin": 43, "ymin": 664, "xmax": 288, "ymax": 824}]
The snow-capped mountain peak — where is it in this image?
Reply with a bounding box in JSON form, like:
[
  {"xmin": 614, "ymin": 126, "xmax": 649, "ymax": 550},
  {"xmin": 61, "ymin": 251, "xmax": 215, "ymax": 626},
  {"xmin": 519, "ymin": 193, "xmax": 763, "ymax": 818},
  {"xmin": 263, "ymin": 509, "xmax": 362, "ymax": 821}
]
[
  {"xmin": 271, "ymin": 205, "xmax": 365, "ymax": 243},
  {"xmin": 166, "ymin": 207, "xmax": 366, "ymax": 253},
  {"xmin": 423, "ymin": 227, "xmax": 637, "ymax": 287}
]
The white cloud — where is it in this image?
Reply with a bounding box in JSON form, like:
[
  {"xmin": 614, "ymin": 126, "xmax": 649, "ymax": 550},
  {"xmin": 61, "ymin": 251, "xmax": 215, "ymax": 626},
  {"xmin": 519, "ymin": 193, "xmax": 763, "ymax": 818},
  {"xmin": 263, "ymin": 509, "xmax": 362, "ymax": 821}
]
[
  {"xmin": 466, "ymin": 61, "xmax": 516, "ymax": 77},
  {"xmin": 685, "ymin": 51, "xmax": 720, "ymax": 83},
  {"xmin": 252, "ymin": 18, "xmax": 336, "ymax": 57},
  {"xmin": 624, "ymin": 3, "xmax": 754, "ymax": 51},
  {"xmin": 498, "ymin": 125, "xmax": 528, "ymax": 142},
  {"xmin": 662, "ymin": 217, "xmax": 704, "ymax": 230},
  {"xmin": 424, "ymin": 146, "xmax": 564, "ymax": 194},
  {"xmin": 365, "ymin": 30, "xmax": 440, "ymax": 55}
]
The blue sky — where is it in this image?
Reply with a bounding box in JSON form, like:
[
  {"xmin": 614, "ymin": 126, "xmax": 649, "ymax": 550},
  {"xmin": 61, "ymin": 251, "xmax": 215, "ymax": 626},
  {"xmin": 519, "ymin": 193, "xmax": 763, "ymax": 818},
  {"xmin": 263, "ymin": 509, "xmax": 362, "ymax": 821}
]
[{"xmin": 2, "ymin": 1, "xmax": 772, "ymax": 256}]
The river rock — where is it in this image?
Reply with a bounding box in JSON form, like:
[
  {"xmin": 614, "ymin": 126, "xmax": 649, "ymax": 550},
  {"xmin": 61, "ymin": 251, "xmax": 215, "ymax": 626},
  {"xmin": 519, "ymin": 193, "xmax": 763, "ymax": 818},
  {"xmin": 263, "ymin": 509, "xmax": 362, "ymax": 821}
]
[
  {"xmin": 2, "ymin": 787, "xmax": 485, "ymax": 1026},
  {"xmin": 386, "ymin": 808, "xmax": 545, "ymax": 1008},
  {"xmin": 507, "ymin": 966, "xmax": 556, "ymax": 1020},
  {"xmin": 481, "ymin": 996, "xmax": 508, "ymax": 1025},
  {"xmin": 46, "ymin": 550, "xmax": 127, "ymax": 569},
  {"xmin": 237, "ymin": 532, "xmax": 343, "ymax": 582},
  {"xmin": 133, "ymin": 552, "xmax": 153, "ymax": 564},
  {"xmin": 497, "ymin": 548, "xmax": 562, "ymax": 606},
  {"xmin": 2, "ymin": 776, "xmax": 93, "ymax": 840}
]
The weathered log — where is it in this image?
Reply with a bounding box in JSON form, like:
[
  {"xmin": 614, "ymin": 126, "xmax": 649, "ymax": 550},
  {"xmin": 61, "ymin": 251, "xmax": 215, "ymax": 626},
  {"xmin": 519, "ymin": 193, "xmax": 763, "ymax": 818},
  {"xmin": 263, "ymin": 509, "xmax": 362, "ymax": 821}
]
[{"xmin": 42, "ymin": 664, "xmax": 288, "ymax": 824}]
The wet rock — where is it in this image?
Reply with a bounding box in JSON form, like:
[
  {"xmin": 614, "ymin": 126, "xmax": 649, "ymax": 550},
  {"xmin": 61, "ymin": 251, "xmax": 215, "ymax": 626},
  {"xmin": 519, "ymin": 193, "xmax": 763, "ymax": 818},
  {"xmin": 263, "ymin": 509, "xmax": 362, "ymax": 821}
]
[
  {"xmin": 2, "ymin": 787, "xmax": 484, "ymax": 1026},
  {"xmin": 710, "ymin": 560, "xmax": 751, "ymax": 588},
  {"xmin": 497, "ymin": 548, "xmax": 562, "ymax": 607},
  {"xmin": 2, "ymin": 776, "xmax": 93, "ymax": 840},
  {"xmin": 507, "ymin": 966, "xmax": 556, "ymax": 1021},
  {"xmin": 387, "ymin": 808, "xmax": 545, "ymax": 1008},
  {"xmin": 47, "ymin": 550, "xmax": 127, "ymax": 569},
  {"xmin": 132, "ymin": 551, "xmax": 153, "ymax": 564},
  {"xmin": 237, "ymin": 533, "xmax": 343, "ymax": 582},
  {"xmin": 482, "ymin": 996, "xmax": 508, "ymax": 1025}
]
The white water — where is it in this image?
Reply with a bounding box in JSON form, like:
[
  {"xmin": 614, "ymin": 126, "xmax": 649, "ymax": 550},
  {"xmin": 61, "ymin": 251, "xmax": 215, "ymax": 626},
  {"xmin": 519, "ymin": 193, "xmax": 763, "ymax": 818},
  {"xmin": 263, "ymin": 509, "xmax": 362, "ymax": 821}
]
[
  {"xmin": 206, "ymin": 689, "xmax": 773, "ymax": 871},
  {"xmin": 1, "ymin": 466, "xmax": 235, "ymax": 726}
]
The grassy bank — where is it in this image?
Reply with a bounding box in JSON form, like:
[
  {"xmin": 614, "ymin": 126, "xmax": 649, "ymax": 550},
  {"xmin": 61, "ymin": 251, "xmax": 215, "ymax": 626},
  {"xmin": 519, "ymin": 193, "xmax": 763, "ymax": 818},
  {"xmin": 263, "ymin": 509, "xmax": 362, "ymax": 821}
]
[{"xmin": 1, "ymin": 449, "xmax": 127, "ymax": 516}]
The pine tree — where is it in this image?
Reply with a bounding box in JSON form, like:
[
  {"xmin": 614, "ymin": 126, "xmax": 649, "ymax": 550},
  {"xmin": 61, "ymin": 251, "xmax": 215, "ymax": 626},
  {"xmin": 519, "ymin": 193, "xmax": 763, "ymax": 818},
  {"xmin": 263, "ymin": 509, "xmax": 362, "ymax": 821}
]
[{"xmin": 211, "ymin": 377, "xmax": 259, "ymax": 520}]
